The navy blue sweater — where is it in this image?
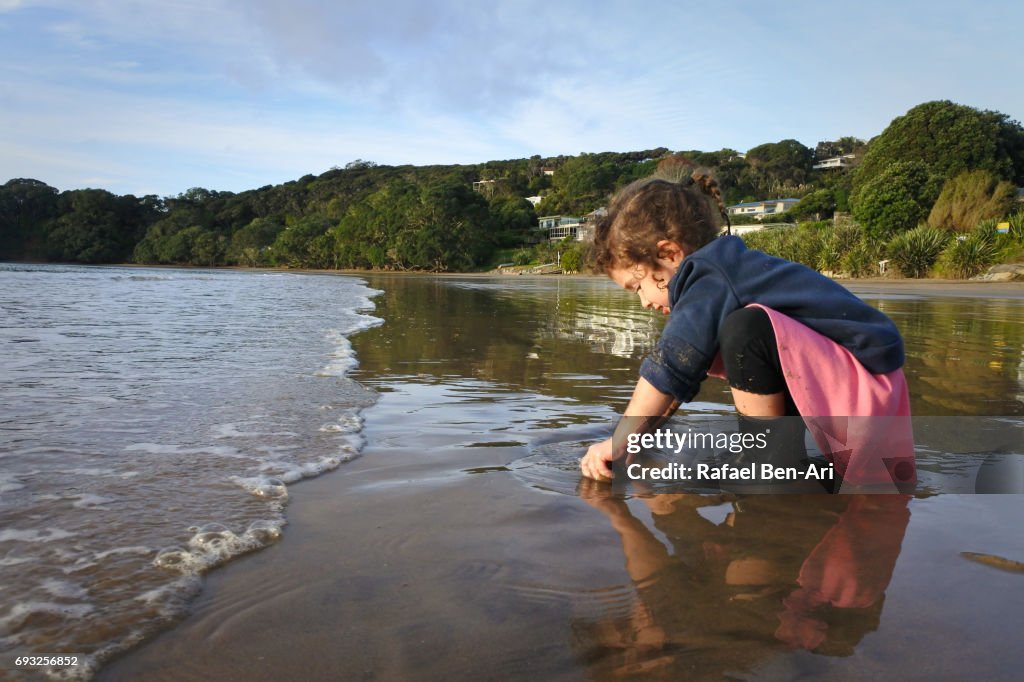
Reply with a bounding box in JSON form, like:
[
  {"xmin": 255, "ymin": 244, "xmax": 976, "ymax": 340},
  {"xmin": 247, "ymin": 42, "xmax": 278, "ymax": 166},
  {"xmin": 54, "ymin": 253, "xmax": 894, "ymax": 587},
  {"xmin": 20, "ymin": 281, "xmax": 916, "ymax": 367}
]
[{"xmin": 639, "ymin": 236, "xmax": 905, "ymax": 402}]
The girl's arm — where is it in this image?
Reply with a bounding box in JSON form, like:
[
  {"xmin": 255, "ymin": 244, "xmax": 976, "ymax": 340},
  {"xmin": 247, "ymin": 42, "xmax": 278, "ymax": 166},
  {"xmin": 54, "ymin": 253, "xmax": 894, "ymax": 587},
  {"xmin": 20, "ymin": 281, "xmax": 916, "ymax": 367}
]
[{"xmin": 580, "ymin": 377, "xmax": 680, "ymax": 480}]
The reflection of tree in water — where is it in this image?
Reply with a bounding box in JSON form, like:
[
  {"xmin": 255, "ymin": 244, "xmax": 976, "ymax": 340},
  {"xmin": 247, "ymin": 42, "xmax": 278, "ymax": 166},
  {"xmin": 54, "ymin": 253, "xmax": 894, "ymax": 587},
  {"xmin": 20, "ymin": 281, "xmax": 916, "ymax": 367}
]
[
  {"xmin": 353, "ymin": 278, "xmax": 1024, "ymax": 417},
  {"xmin": 571, "ymin": 489, "xmax": 910, "ymax": 680},
  {"xmin": 873, "ymin": 297, "xmax": 1024, "ymax": 416},
  {"xmin": 352, "ymin": 275, "xmax": 667, "ymax": 406}
]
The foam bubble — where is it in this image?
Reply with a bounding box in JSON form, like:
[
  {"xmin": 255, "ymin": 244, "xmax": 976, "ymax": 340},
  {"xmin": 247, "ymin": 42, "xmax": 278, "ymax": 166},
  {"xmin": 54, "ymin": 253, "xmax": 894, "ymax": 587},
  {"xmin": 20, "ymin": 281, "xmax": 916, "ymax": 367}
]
[
  {"xmin": 265, "ymin": 455, "xmax": 350, "ymax": 484},
  {"xmin": 317, "ymin": 335, "xmax": 358, "ymax": 376},
  {"xmin": 230, "ymin": 476, "xmax": 288, "ymax": 501},
  {"xmin": 245, "ymin": 519, "xmax": 284, "ymax": 544},
  {"xmin": 318, "ymin": 413, "xmax": 364, "ymax": 434},
  {"xmin": 190, "ymin": 523, "xmax": 237, "ymax": 552},
  {"xmin": 153, "ymin": 547, "xmax": 193, "ymax": 571},
  {"xmin": 154, "ymin": 520, "xmax": 284, "ymax": 576}
]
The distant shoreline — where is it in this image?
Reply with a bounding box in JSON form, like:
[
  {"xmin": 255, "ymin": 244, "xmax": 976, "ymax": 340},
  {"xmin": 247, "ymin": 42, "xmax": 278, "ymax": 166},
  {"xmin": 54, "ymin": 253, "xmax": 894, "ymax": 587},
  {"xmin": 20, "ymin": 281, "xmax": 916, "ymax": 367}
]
[{"xmin": 6, "ymin": 260, "xmax": 1024, "ymax": 298}]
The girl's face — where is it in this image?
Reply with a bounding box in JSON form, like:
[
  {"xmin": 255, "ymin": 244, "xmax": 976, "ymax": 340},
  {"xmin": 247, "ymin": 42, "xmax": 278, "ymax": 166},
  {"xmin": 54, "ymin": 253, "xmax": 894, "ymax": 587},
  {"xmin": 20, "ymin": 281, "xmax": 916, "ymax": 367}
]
[
  {"xmin": 609, "ymin": 262, "xmax": 677, "ymax": 315},
  {"xmin": 607, "ymin": 240, "xmax": 686, "ymax": 315}
]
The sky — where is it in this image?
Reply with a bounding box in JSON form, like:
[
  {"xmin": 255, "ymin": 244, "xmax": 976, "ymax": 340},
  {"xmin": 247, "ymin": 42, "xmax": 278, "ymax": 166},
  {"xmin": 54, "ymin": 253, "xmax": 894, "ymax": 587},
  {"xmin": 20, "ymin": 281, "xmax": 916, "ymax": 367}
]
[{"xmin": 1, "ymin": 0, "xmax": 1022, "ymax": 197}]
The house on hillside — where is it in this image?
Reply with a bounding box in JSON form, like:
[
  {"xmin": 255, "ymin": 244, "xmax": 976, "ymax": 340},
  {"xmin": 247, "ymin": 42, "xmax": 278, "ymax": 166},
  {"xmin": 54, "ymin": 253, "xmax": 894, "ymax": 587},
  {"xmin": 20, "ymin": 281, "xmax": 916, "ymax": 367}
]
[
  {"xmin": 538, "ymin": 208, "xmax": 607, "ymax": 242},
  {"xmin": 539, "ymin": 215, "xmax": 582, "ymax": 241},
  {"xmin": 472, "ymin": 178, "xmax": 508, "ymax": 198},
  {"xmin": 812, "ymin": 154, "xmax": 856, "ymax": 170},
  {"xmin": 727, "ymin": 198, "xmax": 801, "ymax": 220}
]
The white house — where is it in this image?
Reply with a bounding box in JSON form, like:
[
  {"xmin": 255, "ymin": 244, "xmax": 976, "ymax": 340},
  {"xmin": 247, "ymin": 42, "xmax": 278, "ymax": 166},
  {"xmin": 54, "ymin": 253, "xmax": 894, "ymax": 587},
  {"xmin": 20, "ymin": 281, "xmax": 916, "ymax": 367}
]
[
  {"xmin": 813, "ymin": 154, "xmax": 856, "ymax": 170},
  {"xmin": 538, "ymin": 215, "xmax": 583, "ymax": 241},
  {"xmin": 727, "ymin": 198, "xmax": 801, "ymax": 220}
]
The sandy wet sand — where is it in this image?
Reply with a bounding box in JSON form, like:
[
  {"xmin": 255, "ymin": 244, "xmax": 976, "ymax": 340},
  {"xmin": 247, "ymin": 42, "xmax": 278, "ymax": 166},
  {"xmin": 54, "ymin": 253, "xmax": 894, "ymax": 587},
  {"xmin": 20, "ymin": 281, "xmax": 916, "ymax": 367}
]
[{"xmin": 97, "ymin": 392, "xmax": 1024, "ymax": 682}]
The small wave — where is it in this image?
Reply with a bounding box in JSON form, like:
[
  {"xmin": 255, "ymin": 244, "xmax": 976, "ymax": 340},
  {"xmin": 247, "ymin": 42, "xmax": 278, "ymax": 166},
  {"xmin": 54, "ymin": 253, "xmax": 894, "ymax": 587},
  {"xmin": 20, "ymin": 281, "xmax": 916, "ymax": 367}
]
[
  {"xmin": 71, "ymin": 494, "xmax": 116, "ymax": 509},
  {"xmin": 0, "ymin": 527, "xmax": 77, "ymax": 543},
  {"xmin": 229, "ymin": 475, "xmax": 289, "ymax": 503},
  {"xmin": 152, "ymin": 519, "xmax": 285, "ymax": 576},
  {"xmin": 0, "ymin": 473, "xmax": 26, "ymax": 494},
  {"xmin": 0, "ymin": 600, "xmax": 96, "ymax": 631},
  {"xmin": 94, "ymin": 545, "xmax": 152, "ymax": 561},
  {"xmin": 41, "ymin": 578, "xmax": 89, "ymax": 600},
  {"xmin": 318, "ymin": 412, "xmax": 364, "ymax": 433}
]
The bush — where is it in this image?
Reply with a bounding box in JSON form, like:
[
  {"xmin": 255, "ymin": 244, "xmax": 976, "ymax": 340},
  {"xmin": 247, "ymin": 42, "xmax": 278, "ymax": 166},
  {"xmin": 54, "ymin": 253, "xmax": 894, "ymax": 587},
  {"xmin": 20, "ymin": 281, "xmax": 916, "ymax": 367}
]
[
  {"xmin": 788, "ymin": 223, "xmax": 827, "ymax": 269},
  {"xmin": 886, "ymin": 226, "xmax": 952, "ymax": 277},
  {"xmin": 817, "ymin": 227, "xmax": 841, "ymax": 272},
  {"xmin": 742, "ymin": 227, "xmax": 787, "ymax": 258},
  {"xmin": 939, "ymin": 221, "xmax": 998, "ymax": 278},
  {"xmin": 1008, "ymin": 210, "xmax": 1024, "ymax": 242},
  {"xmin": 851, "ymin": 161, "xmax": 943, "ymax": 240},
  {"xmin": 841, "ymin": 240, "xmax": 882, "ymax": 278},
  {"xmin": 513, "ymin": 248, "xmax": 532, "ymax": 266},
  {"xmin": 561, "ymin": 247, "xmax": 582, "ymax": 273},
  {"xmin": 927, "ymin": 170, "xmax": 1017, "ymax": 232}
]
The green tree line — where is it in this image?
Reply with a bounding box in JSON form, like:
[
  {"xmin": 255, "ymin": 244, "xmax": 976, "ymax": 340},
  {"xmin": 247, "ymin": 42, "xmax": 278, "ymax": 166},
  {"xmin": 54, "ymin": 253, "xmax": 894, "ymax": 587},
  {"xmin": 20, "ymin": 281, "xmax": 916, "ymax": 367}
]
[{"xmin": 2, "ymin": 100, "xmax": 1022, "ymax": 271}]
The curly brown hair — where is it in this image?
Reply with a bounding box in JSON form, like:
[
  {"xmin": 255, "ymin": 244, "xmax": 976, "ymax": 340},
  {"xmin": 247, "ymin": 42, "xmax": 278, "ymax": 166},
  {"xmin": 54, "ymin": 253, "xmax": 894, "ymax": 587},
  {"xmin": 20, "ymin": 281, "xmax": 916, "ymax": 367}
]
[{"xmin": 591, "ymin": 172, "xmax": 730, "ymax": 274}]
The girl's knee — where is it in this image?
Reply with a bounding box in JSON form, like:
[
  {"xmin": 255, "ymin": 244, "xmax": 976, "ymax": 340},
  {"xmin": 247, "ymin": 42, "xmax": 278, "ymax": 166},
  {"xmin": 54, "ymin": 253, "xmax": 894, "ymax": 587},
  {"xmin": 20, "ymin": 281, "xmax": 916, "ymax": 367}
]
[
  {"xmin": 720, "ymin": 307, "xmax": 773, "ymax": 356},
  {"xmin": 720, "ymin": 307, "xmax": 788, "ymax": 399}
]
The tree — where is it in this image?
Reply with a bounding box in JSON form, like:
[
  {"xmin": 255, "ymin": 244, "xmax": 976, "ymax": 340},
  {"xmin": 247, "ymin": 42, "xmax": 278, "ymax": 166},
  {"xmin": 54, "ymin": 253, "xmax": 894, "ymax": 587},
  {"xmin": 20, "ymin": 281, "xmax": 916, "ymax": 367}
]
[
  {"xmin": 0, "ymin": 178, "xmax": 59, "ymax": 259},
  {"xmin": 489, "ymin": 195, "xmax": 536, "ymax": 248},
  {"xmin": 742, "ymin": 140, "xmax": 814, "ymax": 196},
  {"xmin": 850, "ymin": 161, "xmax": 943, "ymax": 239},
  {"xmin": 270, "ymin": 215, "xmax": 334, "ymax": 267},
  {"xmin": 333, "ymin": 181, "xmax": 419, "ymax": 269},
  {"xmin": 227, "ymin": 217, "xmax": 284, "ymax": 265},
  {"xmin": 927, "ymin": 170, "xmax": 1017, "ymax": 232},
  {"xmin": 398, "ymin": 179, "xmax": 492, "ymax": 271},
  {"xmin": 792, "ymin": 189, "xmax": 835, "ymax": 220},
  {"xmin": 47, "ymin": 189, "xmax": 149, "ymax": 263},
  {"xmin": 814, "ymin": 137, "xmax": 866, "ymax": 161},
  {"xmin": 854, "ymin": 101, "xmax": 1024, "ymax": 194}
]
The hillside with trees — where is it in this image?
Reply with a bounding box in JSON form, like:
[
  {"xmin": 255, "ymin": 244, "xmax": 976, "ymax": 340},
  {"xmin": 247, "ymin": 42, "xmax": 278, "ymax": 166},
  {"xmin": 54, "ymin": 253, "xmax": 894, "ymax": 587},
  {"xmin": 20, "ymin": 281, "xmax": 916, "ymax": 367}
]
[{"xmin": 1, "ymin": 100, "xmax": 1022, "ymax": 276}]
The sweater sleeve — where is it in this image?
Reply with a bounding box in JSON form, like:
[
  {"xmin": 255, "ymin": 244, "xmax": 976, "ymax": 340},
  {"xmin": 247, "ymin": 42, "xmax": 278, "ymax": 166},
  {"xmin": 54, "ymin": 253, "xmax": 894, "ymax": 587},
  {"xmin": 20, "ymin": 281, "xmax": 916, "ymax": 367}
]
[{"xmin": 638, "ymin": 263, "xmax": 740, "ymax": 403}]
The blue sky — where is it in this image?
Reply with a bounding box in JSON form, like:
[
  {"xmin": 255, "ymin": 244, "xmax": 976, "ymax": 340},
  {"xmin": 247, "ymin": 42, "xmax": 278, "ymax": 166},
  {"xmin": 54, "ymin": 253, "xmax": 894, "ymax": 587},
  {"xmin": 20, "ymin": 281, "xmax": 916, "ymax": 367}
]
[{"xmin": 1, "ymin": 0, "xmax": 1022, "ymax": 197}]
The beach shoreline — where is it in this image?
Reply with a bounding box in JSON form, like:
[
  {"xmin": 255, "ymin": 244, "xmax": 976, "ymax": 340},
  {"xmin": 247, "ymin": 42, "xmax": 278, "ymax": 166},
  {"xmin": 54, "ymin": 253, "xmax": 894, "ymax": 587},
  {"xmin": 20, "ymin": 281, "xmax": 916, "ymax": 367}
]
[{"xmin": 86, "ymin": 260, "xmax": 1024, "ymax": 298}]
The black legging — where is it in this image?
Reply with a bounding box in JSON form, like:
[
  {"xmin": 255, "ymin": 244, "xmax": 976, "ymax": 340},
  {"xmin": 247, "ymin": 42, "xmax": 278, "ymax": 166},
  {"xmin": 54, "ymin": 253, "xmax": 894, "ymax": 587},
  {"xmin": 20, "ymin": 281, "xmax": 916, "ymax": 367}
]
[{"xmin": 720, "ymin": 307, "xmax": 800, "ymax": 416}]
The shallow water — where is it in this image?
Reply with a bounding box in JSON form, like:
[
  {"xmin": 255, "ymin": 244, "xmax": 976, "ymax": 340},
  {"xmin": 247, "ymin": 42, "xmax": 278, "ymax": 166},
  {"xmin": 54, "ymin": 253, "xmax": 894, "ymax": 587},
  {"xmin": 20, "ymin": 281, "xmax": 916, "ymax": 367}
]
[
  {"xmin": 0, "ymin": 265, "xmax": 379, "ymax": 678},
  {"xmin": 340, "ymin": 274, "xmax": 1024, "ymax": 680},
  {"xmin": 5, "ymin": 270, "xmax": 1024, "ymax": 680}
]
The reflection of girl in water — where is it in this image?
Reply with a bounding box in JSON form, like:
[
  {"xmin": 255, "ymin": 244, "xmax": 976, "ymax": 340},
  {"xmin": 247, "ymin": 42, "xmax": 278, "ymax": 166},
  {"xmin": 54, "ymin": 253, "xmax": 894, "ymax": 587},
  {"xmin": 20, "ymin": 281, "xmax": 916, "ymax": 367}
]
[{"xmin": 572, "ymin": 485, "xmax": 910, "ymax": 679}]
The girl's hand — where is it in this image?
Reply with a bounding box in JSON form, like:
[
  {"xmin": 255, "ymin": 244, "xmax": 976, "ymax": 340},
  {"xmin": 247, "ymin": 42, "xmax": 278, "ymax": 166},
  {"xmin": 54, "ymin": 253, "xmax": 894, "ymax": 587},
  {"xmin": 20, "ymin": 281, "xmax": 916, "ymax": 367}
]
[{"xmin": 580, "ymin": 437, "xmax": 615, "ymax": 480}]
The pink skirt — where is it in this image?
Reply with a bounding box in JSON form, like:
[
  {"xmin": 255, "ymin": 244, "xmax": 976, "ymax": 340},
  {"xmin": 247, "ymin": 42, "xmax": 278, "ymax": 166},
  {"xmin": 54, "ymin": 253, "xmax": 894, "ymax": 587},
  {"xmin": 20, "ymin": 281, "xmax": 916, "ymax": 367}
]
[{"xmin": 709, "ymin": 305, "xmax": 916, "ymax": 488}]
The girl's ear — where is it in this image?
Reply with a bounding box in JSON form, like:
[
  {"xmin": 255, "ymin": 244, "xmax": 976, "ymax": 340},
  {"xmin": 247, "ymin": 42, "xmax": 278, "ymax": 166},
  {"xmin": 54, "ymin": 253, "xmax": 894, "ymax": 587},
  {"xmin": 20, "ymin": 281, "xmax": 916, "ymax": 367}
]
[{"xmin": 655, "ymin": 239, "xmax": 687, "ymax": 266}]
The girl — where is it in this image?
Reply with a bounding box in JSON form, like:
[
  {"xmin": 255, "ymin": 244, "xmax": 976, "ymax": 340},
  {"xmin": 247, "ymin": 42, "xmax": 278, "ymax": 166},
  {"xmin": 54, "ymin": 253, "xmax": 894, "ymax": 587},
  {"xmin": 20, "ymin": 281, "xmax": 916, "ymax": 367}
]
[{"xmin": 580, "ymin": 174, "xmax": 914, "ymax": 488}]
